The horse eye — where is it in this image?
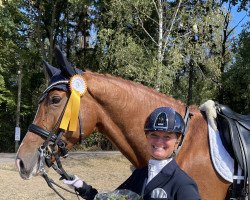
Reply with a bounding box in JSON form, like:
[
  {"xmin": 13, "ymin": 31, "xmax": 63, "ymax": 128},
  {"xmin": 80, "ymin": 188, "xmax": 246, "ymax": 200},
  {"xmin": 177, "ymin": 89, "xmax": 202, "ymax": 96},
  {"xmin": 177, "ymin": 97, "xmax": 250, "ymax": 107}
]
[{"xmin": 51, "ymin": 96, "xmax": 61, "ymax": 104}]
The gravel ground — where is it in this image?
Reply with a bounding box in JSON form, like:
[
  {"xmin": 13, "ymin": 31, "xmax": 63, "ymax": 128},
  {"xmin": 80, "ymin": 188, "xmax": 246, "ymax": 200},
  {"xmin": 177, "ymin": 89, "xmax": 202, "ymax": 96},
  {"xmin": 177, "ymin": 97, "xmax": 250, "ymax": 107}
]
[{"xmin": 0, "ymin": 152, "xmax": 132, "ymax": 200}]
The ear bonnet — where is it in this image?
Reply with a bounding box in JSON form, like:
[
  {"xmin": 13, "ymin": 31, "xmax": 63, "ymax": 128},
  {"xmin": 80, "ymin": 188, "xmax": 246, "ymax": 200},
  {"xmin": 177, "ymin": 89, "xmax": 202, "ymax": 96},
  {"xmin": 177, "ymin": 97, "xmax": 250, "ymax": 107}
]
[{"xmin": 40, "ymin": 47, "xmax": 83, "ymax": 101}]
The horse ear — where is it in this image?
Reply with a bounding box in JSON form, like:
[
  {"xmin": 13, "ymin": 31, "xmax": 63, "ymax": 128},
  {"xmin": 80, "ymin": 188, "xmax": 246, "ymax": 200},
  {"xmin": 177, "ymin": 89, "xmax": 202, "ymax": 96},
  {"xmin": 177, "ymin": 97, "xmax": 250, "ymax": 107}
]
[
  {"xmin": 43, "ymin": 61, "xmax": 60, "ymax": 78},
  {"xmin": 54, "ymin": 46, "xmax": 76, "ymax": 77}
]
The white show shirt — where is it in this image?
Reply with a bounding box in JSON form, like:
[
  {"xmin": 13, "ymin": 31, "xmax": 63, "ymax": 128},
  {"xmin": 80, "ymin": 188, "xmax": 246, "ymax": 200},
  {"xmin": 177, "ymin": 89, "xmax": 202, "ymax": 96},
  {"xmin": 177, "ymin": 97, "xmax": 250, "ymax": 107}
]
[{"xmin": 147, "ymin": 158, "xmax": 173, "ymax": 184}]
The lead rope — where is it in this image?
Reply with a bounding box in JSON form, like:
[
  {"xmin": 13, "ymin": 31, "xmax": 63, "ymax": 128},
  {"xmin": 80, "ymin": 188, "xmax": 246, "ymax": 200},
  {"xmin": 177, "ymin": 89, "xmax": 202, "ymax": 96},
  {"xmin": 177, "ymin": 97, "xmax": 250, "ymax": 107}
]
[
  {"xmin": 42, "ymin": 173, "xmax": 81, "ymax": 200},
  {"xmin": 42, "ymin": 173, "xmax": 75, "ymax": 200},
  {"xmin": 39, "ymin": 147, "xmax": 81, "ymax": 200}
]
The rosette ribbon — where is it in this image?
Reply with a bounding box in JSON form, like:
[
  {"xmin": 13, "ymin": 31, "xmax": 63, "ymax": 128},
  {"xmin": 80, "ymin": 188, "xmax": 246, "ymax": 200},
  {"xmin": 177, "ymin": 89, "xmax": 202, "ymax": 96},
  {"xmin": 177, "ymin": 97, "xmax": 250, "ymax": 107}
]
[
  {"xmin": 59, "ymin": 75, "xmax": 87, "ymax": 132},
  {"xmin": 59, "ymin": 89, "xmax": 81, "ymax": 132}
]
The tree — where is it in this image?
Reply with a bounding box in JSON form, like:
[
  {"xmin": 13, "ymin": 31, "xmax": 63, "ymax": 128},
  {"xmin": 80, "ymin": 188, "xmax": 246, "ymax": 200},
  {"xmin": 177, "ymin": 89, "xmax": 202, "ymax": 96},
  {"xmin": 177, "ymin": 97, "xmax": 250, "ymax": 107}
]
[
  {"xmin": 223, "ymin": 24, "xmax": 250, "ymax": 113},
  {"xmin": 0, "ymin": 0, "xmax": 25, "ymax": 151},
  {"xmin": 0, "ymin": 0, "xmax": 246, "ymax": 151},
  {"xmin": 95, "ymin": 0, "xmax": 233, "ymax": 105}
]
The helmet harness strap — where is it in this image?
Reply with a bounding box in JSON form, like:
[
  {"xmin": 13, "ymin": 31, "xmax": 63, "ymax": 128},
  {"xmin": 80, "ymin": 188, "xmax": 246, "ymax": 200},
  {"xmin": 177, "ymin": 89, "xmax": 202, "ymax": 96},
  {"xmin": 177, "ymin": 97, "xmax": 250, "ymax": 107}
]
[{"xmin": 176, "ymin": 106, "xmax": 193, "ymax": 153}]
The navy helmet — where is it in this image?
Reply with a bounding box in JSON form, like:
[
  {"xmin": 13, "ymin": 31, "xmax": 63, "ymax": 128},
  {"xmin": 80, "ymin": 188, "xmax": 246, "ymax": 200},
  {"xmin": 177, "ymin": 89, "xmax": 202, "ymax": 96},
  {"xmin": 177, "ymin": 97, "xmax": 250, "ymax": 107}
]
[{"xmin": 144, "ymin": 107, "xmax": 185, "ymax": 135}]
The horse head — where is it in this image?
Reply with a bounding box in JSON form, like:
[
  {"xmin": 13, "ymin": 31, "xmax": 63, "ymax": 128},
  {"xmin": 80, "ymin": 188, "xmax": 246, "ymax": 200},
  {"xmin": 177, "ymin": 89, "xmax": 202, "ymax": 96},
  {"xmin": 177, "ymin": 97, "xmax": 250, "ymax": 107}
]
[{"xmin": 15, "ymin": 47, "xmax": 97, "ymax": 179}]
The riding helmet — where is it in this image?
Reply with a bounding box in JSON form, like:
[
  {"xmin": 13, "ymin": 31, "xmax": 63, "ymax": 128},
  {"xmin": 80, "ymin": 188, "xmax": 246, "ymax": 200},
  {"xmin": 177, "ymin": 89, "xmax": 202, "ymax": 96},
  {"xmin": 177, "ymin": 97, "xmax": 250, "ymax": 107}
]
[{"xmin": 144, "ymin": 107, "xmax": 185, "ymax": 135}]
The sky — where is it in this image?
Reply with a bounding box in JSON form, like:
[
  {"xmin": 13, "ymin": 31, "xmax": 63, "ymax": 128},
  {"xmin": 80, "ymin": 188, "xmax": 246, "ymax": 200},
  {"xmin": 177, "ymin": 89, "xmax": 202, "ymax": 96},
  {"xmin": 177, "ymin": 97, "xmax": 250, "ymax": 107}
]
[{"xmin": 228, "ymin": 3, "xmax": 249, "ymax": 36}]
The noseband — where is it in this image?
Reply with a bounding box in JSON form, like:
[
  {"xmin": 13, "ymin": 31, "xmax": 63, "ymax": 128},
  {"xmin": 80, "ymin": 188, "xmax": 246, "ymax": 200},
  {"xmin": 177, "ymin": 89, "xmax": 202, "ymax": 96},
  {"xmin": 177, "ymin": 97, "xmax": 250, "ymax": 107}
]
[{"xmin": 28, "ymin": 80, "xmax": 84, "ymax": 200}]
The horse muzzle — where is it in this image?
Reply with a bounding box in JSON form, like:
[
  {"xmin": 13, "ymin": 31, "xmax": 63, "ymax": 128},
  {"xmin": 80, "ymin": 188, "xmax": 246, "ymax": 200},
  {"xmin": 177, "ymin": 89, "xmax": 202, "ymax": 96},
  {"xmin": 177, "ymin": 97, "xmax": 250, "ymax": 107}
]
[{"xmin": 15, "ymin": 153, "xmax": 40, "ymax": 180}]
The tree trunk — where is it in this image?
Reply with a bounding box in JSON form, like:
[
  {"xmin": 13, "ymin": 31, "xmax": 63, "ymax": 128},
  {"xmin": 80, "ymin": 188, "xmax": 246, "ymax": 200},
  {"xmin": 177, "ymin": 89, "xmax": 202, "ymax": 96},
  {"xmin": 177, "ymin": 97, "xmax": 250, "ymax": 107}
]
[
  {"xmin": 155, "ymin": 0, "xmax": 182, "ymax": 91},
  {"xmin": 36, "ymin": 1, "xmax": 48, "ymax": 85},
  {"xmin": 49, "ymin": 0, "xmax": 58, "ymax": 64},
  {"xmin": 155, "ymin": 0, "xmax": 163, "ymax": 91},
  {"xmin": 218, "ymin": 8, "xmax": 230, "ymax": 103},
  {"xmin": 187, "ymin": 59, "xmax": 194, "ymax": 106}
]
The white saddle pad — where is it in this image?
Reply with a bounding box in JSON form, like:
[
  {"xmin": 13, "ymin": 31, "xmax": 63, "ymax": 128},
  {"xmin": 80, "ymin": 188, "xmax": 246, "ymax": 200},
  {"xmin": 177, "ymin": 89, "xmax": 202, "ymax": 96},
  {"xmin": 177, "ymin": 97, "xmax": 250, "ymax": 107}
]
[{"xmin": 208, "ymin": 123, "xmax": 234, "ymax": 182}]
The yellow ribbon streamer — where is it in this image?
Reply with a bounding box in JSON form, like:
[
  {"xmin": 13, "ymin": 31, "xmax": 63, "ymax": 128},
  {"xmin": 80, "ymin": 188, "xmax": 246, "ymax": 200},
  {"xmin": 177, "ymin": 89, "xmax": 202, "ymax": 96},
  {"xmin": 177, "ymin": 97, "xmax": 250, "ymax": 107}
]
[{"xmin": 59, "ymin": 90, "xmax": 80, "ymax": 132}]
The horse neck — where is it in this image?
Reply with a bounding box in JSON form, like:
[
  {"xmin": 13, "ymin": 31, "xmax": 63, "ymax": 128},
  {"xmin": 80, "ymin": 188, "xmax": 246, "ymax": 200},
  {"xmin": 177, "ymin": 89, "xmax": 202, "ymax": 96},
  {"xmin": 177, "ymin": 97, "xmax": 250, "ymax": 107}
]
[{"xmin": 83, "ymin": 71, "xmax": 193, "ymax": 167}]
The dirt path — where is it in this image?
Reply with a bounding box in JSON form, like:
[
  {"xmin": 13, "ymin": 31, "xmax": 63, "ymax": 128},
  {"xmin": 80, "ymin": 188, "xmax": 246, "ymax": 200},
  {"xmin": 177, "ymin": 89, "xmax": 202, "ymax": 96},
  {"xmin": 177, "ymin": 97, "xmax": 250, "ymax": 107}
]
[{"xmin": 0, "ymin": 152, "xmax": 132, "ymax": 200}]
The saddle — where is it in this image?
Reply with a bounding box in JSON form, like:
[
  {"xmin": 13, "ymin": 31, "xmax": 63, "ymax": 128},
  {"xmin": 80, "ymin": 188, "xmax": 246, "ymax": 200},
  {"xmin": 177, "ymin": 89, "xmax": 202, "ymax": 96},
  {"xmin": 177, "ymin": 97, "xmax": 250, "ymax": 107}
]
[{"xmin": 216, "ymin": 103, "xmax": 250, "ymax": 198}]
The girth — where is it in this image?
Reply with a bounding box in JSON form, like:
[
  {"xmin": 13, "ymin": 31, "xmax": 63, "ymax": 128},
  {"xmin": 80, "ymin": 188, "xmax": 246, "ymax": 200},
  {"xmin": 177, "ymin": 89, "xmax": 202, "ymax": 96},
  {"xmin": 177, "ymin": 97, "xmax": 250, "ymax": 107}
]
[{"xmin": 216, "ymin": 103, "xmax": 250, "ymax": 199}]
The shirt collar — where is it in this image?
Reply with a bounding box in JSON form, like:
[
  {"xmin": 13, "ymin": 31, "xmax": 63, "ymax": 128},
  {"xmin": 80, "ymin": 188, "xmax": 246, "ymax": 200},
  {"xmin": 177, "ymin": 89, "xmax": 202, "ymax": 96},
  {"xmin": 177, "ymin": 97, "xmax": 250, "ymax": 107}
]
[{"xmin": 148, "ymin": 158, "xmax": 173, "ymax": 172}]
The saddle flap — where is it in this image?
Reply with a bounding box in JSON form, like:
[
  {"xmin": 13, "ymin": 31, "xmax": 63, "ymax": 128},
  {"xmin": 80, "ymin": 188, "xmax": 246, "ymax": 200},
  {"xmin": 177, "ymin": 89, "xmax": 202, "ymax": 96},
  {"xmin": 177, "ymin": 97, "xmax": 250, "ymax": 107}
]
[
  {"xmin": 216, "ymin": 103, "xmax": 250, "ymax": 189},
  {"xmin": 216, "ymin": 113, "xmax": 235, "ymax": 157},
  {"xmin": 216, "ymin": 104, "xmax": 250, "ymax": 171}
]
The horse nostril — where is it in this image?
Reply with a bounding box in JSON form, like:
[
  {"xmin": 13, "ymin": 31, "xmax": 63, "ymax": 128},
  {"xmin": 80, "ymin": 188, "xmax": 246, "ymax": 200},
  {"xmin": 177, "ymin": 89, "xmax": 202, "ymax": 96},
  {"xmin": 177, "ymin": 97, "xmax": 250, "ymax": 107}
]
[
  {"xmin": 16, "ymin": 158, "xmax": 31, "ymax": 179},
  {"xmin": 16, "ymin": 158, "xmax": 24, "ymax": 172},
  {"xmin": 19, "ymin": 159, "xmax": 24, "ymax": 170}
]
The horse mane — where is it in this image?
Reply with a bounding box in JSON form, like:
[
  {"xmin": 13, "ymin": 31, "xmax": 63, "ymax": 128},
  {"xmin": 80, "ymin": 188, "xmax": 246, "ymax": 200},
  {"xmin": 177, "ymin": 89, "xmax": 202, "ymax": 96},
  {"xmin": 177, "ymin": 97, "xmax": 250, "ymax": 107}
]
[{"xmin": 84, "ymin": 70, "xmax": 193, "ymax": 113}]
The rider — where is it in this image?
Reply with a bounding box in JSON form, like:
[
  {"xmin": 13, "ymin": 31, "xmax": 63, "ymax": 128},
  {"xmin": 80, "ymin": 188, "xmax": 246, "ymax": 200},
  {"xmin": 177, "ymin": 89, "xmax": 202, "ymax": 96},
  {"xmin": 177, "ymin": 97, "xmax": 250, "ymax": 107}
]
[{"xmin": 63, "ymin": 107, "xmax": 201, "ymax": 200}]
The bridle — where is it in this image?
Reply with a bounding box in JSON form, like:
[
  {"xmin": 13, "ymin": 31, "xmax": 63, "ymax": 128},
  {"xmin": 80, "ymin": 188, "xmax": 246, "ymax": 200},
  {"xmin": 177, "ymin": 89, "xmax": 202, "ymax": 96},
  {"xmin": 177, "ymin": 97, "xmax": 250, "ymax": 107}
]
[{"xmin": 28, "ymin": 80, "xmax": 85, "ymax": 200}]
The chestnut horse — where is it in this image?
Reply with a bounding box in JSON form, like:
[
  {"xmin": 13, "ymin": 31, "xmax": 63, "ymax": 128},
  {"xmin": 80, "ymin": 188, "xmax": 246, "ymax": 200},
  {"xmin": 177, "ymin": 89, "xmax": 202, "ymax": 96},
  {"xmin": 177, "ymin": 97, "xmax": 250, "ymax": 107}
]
[{"xmin": 16, "ymin": 49, "xmax": 230, "ymax": 200}]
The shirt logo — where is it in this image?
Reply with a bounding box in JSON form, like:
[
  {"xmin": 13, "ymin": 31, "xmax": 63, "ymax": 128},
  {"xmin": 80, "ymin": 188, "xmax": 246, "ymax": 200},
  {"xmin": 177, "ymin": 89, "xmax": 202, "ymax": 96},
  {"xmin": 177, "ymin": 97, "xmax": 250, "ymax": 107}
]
[{"xmin": 151, "ymin": 188, "xmax": 167, "ymax": 199}]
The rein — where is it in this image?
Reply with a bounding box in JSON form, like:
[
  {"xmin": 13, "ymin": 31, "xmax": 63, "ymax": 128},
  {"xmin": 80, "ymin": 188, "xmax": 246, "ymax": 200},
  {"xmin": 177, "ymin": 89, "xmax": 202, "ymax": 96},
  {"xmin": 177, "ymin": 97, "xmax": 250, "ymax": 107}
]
[{"xmin": 28, "ymin": 80, "xmax": 84, "ymax": 200}]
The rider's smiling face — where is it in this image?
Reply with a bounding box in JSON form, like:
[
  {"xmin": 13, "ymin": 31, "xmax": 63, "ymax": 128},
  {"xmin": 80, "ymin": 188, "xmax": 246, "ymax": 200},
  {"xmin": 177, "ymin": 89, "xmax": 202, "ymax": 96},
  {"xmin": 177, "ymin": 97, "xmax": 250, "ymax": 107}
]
[{"xmin": 146, "ymin": 131, "xmax": 179, "ymax": 160}]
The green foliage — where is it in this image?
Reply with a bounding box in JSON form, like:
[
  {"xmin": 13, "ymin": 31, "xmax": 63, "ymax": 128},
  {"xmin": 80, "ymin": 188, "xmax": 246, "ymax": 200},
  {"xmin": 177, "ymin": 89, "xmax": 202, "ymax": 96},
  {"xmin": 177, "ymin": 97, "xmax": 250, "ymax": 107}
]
[
  {"xmin": 0, "ymin": 0, "xmax": 248, "ymax": 152},
  {"xmin": 83, "ymin": 132, "xmax": 116, "ymax": 150},
  {"xmin": 168, "ymin": 1, "xmax": 233, "ymax": 105},
  {"xmin": 0, "ymin": 0, "xmax": 23, "ymax": 152},
  {"xmin": 95, "ymin": 0, "xmax": 232, "ymax": 103},
  {"xmin": 223, "ymin": 25, "xmax": 250, "ymax": 113},
  {"xmin": 94, "ymin": 189, "xmax": 143, "ymax": 200}
]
